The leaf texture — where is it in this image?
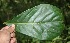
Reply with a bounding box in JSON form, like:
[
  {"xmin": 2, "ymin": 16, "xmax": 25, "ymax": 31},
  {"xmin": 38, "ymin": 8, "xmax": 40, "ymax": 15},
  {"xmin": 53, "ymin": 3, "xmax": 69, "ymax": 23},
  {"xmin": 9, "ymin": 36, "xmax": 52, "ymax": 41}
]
[{"xmin": 5, "ymin": 4, "xmax": 65, "ymax": 40}]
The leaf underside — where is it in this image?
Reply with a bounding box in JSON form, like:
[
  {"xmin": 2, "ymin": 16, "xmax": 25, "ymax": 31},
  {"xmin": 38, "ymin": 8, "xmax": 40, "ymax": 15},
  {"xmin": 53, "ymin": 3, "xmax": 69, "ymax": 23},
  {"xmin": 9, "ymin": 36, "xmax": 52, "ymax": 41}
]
[{"xmin": 5, "ymin": 4, "xmax": 64, "ymax": 40}]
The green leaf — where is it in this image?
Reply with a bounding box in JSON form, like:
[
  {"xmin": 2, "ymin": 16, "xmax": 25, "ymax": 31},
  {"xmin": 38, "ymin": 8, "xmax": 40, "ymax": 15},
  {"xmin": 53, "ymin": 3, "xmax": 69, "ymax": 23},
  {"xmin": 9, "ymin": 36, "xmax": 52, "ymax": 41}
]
[
  {"xmin": 68, "ymin": 26, "xmax": 70, "ymax": 34},
  {"xmin": 4, "ymin": 4, "xmax": 65, "ymax": 40}
]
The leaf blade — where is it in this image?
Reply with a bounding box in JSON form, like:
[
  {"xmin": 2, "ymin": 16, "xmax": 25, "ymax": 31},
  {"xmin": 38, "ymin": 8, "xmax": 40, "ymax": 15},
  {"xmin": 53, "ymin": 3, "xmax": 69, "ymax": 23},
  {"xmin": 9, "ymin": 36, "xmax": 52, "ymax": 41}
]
[{"xmin": 5, "ymin": 4, "xmax": 65, "ymax": 40}]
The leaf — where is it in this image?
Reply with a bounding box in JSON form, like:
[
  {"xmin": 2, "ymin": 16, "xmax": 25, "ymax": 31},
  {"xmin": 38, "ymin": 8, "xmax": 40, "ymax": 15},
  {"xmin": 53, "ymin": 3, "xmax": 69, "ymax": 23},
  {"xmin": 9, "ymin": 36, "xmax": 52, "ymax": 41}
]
[
  {"xmin": 4, "ymin": 4, "xmax": 65, "ymax": 40},
  {"xmin": 68, "ymin": 26, "xmax": 70, "ymax": 34}
]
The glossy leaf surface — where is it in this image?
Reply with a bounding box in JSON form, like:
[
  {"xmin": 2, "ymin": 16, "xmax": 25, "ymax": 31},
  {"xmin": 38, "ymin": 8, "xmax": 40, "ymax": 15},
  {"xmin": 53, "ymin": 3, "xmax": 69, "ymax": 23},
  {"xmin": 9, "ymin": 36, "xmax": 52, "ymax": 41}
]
[{"xmin": 5, "ymin": 4, "xmax": 65, "ymax": 40}]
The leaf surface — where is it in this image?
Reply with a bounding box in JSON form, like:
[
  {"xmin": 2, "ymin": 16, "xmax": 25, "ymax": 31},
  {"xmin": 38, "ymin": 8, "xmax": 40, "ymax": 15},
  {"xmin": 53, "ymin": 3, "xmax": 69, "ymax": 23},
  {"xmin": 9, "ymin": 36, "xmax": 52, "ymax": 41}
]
[{"xmin": 5, "ymin": 4, "xmax": 65, "ymax": 40}]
